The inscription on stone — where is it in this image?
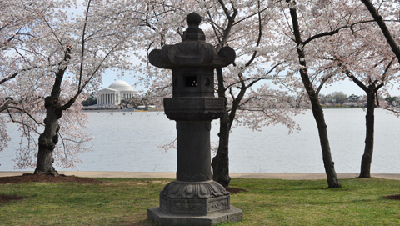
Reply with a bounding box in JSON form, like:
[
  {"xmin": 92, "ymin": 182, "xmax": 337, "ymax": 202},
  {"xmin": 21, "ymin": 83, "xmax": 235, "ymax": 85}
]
[
  {"xmin": 205, "ymin": 99, "xmax": 223, "ymax": 108},
  {"xmin": 171, "ymin": 199, "xmax": 206, "ymax": 214},
  {"xmin": 164, "ymin": 98, "xmax": 224, "ymax": 110},
  {"xmin": 208, "ymin": 198, "xmax": 229, "ymax": 212}
]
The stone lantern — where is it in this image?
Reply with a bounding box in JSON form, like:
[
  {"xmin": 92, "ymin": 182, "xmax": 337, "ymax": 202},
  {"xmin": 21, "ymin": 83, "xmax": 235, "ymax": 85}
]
[{"xmin": 147, "ymin": 13, "xmax": 242, "ymax": 225}]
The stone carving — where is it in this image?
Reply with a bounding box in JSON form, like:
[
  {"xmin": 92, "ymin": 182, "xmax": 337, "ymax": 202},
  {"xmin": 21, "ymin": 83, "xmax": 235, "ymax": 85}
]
[
  {"xmin": 208, "ymin": 198, "xmax": 229, "ymax": 212},
  {"xmin": 161, "ymin": 181, "xmax": 229, "ymax": 199},
  {"xmin": 159, "ymin": 181, "xmax": 231, "ymax": 215}
]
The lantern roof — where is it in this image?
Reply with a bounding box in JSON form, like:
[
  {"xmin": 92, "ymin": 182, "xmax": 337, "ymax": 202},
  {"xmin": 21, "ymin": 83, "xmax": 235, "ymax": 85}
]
[{"xmin": 148, "ymin": 13, "xmax": 235, "ymax": 69}]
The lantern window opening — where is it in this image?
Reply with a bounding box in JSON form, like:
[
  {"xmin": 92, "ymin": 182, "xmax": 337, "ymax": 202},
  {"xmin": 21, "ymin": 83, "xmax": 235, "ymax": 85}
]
[{"xmin": 185, "ymin": 75, "xmax": 198, "ymax": 87}]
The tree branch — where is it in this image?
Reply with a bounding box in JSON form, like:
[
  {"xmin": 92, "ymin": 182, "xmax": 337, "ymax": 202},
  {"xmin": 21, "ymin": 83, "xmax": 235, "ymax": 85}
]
[
  {"xmin": 338, "ymin": 61, "xmax": 369, "ymax": 92},
  {"xmin": 316, "ymin": 71, "xmax": 335, "ymax": 95},
  {"xmin": 376, "ymin": 57, "xmax": 395, "ymax": 90},
  {"xmin": 245, "ymin": 0, "xmax": 263, "ymax": 68},
  {"xmin": 361, "ymin": 0, "xmax": 400, "ymax": 63},
  {"xmin": 217, "ymin": 0, "xmax": 237, "ymax": 49}
]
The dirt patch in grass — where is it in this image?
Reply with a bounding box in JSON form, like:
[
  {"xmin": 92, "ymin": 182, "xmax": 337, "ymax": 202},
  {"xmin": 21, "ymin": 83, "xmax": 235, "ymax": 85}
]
[
  {"xmin": 0, "ymin": 173, "xmax": 102, "ymax": 184},
  {"xmin": 384, "ymin": 194, "xmax": 400, "ymax": 200},
  {"xmin": 0, "ymin": 174, "xmax": 102, "ymax": 205},
  {"xmin": 226, "ymin": 187, "xmax": 248, "ymax": 194},
  {"xmin": 0, "ymin": 194, "xmax": 24, "ymax": 204}
]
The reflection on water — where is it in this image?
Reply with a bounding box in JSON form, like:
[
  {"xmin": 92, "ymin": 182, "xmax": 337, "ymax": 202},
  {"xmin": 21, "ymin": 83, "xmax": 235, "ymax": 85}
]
[{"xmin": 1, "ymin": 109, "xmax": 399, "ymax": 173}]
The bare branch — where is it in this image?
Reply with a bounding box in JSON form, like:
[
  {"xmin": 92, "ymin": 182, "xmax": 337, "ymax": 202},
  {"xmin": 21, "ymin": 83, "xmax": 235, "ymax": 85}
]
[{"xmin": 361, "ymin": 0, "xmax": 400, "ymax": 63}]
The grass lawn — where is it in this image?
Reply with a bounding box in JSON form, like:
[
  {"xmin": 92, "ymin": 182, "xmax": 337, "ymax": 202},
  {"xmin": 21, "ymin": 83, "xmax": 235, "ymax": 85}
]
[{"xmin": 1, "ymin": 178, "xmax": 400, "ymax": 225}]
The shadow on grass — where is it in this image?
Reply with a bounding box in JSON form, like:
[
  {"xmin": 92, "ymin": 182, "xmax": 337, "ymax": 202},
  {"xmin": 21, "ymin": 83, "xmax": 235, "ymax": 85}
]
[
  {"xmin": 383, "ymin": 194, "xmax": 400, "ymax": 200},
  {"xmin": 110, "ymin": 217, "xmax": 156, "ymax": 226}
]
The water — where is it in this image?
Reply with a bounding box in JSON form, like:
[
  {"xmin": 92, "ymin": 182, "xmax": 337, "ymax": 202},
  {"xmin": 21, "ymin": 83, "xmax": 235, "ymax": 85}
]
[{"xmin": 1, "ymin": 108, "xmax": 399, "ymax": 173}]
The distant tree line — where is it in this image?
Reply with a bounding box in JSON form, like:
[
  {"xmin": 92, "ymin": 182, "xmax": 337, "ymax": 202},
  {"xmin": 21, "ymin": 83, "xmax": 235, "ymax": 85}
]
[{"xmin": 318, "ymin": 92, "xmax": 400, "ymax": 108}]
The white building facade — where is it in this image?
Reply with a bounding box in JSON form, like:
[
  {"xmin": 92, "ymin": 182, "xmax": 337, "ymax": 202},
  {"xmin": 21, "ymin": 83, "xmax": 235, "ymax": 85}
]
[{"xmin": 97, "ymin": 80, "xmax": 138, "ymax": 105}]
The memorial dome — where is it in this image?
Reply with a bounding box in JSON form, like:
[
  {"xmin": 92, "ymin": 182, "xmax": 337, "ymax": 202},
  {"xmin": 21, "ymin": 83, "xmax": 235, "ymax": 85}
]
[
  {"xmin": 108, "ymin": 80, "xmax": 134, "ymax": 92},
  {"xmin": 97, "ymin": 80, "xmax": 138, "ymax": 106}
]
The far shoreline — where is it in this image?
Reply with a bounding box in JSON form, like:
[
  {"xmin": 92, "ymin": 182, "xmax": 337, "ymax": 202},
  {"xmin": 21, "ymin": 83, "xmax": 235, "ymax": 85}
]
[{"xmin": 1, "ymin": 171, "xmax": 400, "ymax": 180}]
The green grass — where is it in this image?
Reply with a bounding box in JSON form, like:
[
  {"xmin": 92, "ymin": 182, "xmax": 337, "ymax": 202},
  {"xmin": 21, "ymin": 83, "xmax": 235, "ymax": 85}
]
[{"xmin": 1, "ymin": 178, "xmax": 400, "ymax": 225}]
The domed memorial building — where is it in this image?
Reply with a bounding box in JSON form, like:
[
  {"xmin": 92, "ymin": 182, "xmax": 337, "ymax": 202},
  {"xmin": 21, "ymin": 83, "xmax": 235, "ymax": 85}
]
[{"xmin": 97, "ymin": 80, "xmax": 138, "ymax": 105}]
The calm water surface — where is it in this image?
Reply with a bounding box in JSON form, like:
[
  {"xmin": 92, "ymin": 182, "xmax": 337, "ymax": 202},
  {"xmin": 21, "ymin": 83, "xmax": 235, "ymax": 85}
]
[{"xmin": 1, "ymin": 108, "xmax": 399, "ymax": 173}]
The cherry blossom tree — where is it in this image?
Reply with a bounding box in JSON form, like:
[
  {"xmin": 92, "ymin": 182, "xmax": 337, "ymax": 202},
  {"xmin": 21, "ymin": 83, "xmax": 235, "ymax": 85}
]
[
  {"xmin": 269, "ymin": 0, "xmax": 373, "ymax": 188},
  {"xmin": 330, "ymin": 24, "xmax": 399, "ymax": 178},
  {"xmin": 273, "ymin": 0, "xmax": 400, "ymax": 182},
  {"xmin": 299, "ymin": 0, "xmax": 400, "ymax": 179},
  {"xmin": 339, "ymin": 60, "xmax": 398, "ymax": 178},
  {"xmin": 33, "ymin": 0, "xmax": 143, "ymax": 175},
  {"xmin": 0, "ymin": 0, "xmax": 65, "ymax": 166},
  {"xmin": 327, "ymin": 0, "xmax": 400, "ymax": 178},
  {"xmin": 1, "ymin": 0, "xmax": 138, "ymax": 174},
  {"xmin": 0, "ymin": 1, "xmax": 57, "ymax": 154}
]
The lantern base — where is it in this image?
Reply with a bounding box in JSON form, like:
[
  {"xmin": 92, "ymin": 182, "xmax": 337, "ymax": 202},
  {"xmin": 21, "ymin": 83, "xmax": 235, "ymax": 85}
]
[
  {"xmin": 147, "ymin": 206, "xmax": 242, "ymax": 226},
  {"xmin": 147, "ymin": 180, "xmax": 243, "ymax": 225},
  {"xmin": 159, "ymin": 180, "xmax": 230, "ymax": 215}
]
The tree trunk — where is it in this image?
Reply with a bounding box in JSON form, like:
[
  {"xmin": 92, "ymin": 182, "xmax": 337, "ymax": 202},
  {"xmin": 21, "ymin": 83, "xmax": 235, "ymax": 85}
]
[
  {"xmin": 212, "ymin": 68, "xmax": 231, "ymax": 188},
  {"xmin": 35, "ymin": 97, "xmax": 62, "ymax": 175},
  {"xmin": 34, "ymin": 47, "xmax": 70, "ymax": 175},
  {"xmin": 359, "ymin": 91, "xmax": 375, "ymax": 178},
  {"xmin": 212, "ymin": 110, "xmax": 231, "ymax": 188},
  {"xmin": 287, "ymin": 3, "xmax": 341, "ymax": 188},
  {"xmin": 35, "ymin": 98, "xmax": 63, "ymax": 175},
  {"xmin": 310, "ymin": 96, "xmax": 342, "ymax": 188},
  {"xmin": 301, "ymin": 69, "xmax": 341, "ymax": 188}
]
